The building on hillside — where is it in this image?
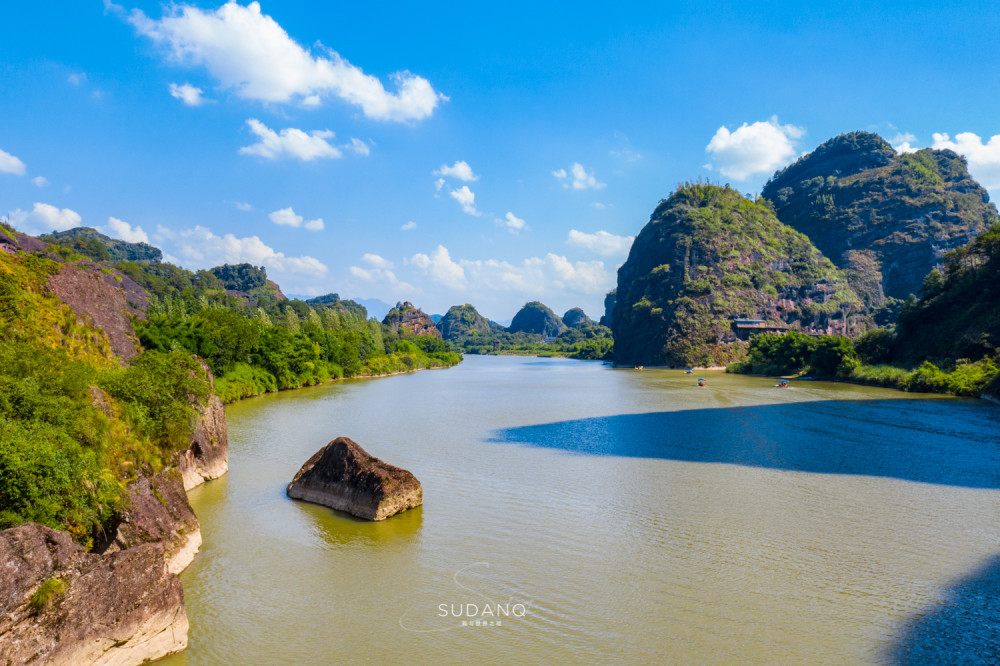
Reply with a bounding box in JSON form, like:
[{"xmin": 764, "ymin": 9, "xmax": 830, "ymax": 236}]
[{"xmin": 731, "ymin": 318, "xmax": 790, "ymax": 341}]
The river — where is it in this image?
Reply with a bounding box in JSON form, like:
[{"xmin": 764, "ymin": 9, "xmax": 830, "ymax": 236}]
[{"xmin": 162, "ymin": 355, "xmax": 1000, "ymax": 664}]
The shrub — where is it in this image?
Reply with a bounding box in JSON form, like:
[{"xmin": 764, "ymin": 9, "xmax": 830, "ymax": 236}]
[{"xmin": 29, "ymin": 577, "xmax": 66, "ymax": 613}]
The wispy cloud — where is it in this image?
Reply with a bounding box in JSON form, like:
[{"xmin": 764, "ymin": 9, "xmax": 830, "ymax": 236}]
[
  {"xmin": 449, "ymin": 185, "xmax": 481, "ymax": 216},
  {"xmin": 240, "ymin": 119, "xmax": 341, "ymax": 161},
  {"xmin": 435, "ymin": 160, "xmax": 479, "ymax": 182},
  {"xmin": 566, "ymin": 229, "xmax": 634, "ymax": 256},
  {"xmin": 553, "ymin": 163, "xmax": 605, "ymax": 190},
  {"xmin": 168, "ymin": 82, "xmax": 207, "ymax": 106}
]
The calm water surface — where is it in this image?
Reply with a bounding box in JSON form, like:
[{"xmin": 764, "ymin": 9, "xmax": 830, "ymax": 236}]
[{"xmin": 163, "ymin": 355, "xmax": 1000, "ymax": 664}]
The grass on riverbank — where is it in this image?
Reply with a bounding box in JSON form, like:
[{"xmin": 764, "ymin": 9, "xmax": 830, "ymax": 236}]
[{"xmin": 727, "ymin": 331, "xmax": 999, "ymax": 397}]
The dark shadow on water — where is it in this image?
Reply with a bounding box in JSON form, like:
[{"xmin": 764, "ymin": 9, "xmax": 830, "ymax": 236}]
[
  {"xmin": 888, "ymin": 555, "xmax": 1000, "ymax": 663},
  {"xmin": 489, "ymin": 399, "xmax": 1000, "ymax": 489}
]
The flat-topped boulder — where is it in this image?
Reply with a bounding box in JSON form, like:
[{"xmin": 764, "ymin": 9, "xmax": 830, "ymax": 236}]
[{"xmin": 286, "ymin": 437, "xmax": 422, "ymax": 521}]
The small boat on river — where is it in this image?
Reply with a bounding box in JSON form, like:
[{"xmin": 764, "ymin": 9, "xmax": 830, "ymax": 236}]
[{"xmin": 697, "ymin": 378, "xmax": 707, "ymax": 387}]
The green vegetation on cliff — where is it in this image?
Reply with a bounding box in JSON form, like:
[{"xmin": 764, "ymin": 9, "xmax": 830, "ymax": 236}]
[
  {"xmin": 437, "ymin": 302, "xmax": 611, "ymax": 359},
  {"xmin": 438, "ymin": 303, "xmax": 494, "ymax": 340},
  {"xmin": 508, "ymin": 301, "xmax": 566, "ymax": 338},
  {"xmin": 613, "ymin": 183, "xmax": 864, "ymax": 367},
  {"xmin": 891, "ymin": 224, "xmax": 1000, "ymax": 364},
  {"xmin": 763, "ymin": 131, "xmax": 998, "ymax": 305},
  {"xmin": 0, "ymin": 223, "xmax": 461, "ymax": 545},
  {"xmin": 40, "ymin": 227, "xmax": 162, "ymax": 263},
  {"xmin": 728, "ymin": 221, "xmax": 1000, "ymax": 397},
  {"xmin": 0, "ymin": 238, "xmax": 210, "ymax": 545}
]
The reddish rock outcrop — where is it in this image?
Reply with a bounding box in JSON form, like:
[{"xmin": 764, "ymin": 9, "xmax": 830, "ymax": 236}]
[
  {"xmin": 382, "ymin": 301, "xmax": 441, "ymax": 338},
  {"xmin": 46, "ymin": 265, "xmax": 141, "ymax": 360},
  {"xmin": 100, "ymin": 470, "xmax": 201, "ymax": 575},
  {"xmin": 287, "ymin": 437, "xmax": 423, "ymax": 520},
  {"xmin": 0, "ymin": 523, "xmax": 187, "ymax": 665}
]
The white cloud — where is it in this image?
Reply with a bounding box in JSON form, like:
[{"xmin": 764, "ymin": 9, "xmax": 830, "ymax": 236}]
[
  {"xmin": 498, "ymin": 211, "xmax": 526, "ymax": 232},
  {"xmin": 130, "ymin": 1, "xmax": 444, "ymax": 121},
  {"xmin": 408, "ymin": 245, "xmax": 466, "ymax": 289},
  {"xmin": 931, "ymin": 132, "xmax": 1000, "ymax": 194},
  {"xmin": 240, "ymin": 118, "xmax": 341, "ymax": 161},
  {"xmin": 342, "ymin": 137, "xmax": 370, "ymax": 156},
  {"xmin": 270, "ymin": 206, "xmax": 323, "ymax": 230},
  {"xmin": 153, "ymin": 224, "xmax": 177, "ymax": 242},
  {"xmin": 7, "ymin": 203, "xmax": 82, "ymax": 234},
  {"xmin": 0, "ymin": 149, "xmax": 26, "ymax": 176},
  {"xmin": 404, "ymin": 245, "xmax": 612, "ymax": 300},
  {"xmin": 889, "ymin": 132, "xmax": 918, "ymax": 153},
  {"xmin": 177, "ymin": 225, "xmax": 327, "ymax": 277},
  {"xmin": 436, "ymin": 160, "xmax": 479, "ymax": 182},
  {"xmin": 434, "ymin": 178, "xmax": 445, "ymax": 192},
  {"xmin": 401, "ymin": 220, "xmax": 417, "ymax": 231},
  {"xmin": 233, "ymin": 201, "xmax": 253, "ymax": 211},
  {"xmin": 67, "ymin": 72, "xmax": 87, "ymax": 86},
  {"xmin": 449, "ymin": 185, "xmax": 481, "ymax": 216},
  {"xmin": 168, "ymin": 82, "xmax": 207, "ymax": 106},
  {"xmin": 362, "ymin": 253, "xmax": 393, "ymax": 269},
  {"xmin": 566, "ymin": 229, "xmax": 634, "ymax": 256},
  {"xmin": 269, "ymin": 206, "xmax": 303, "ymax": 227},
  {"xmin": 705, "ymin": 116, "xmax": 805, "ymax": 180},
  {"xmin": 553, "ymin": 162, "xmax": 605, "ymax": 190},
  {"xmin": 349, "ymin": 259, "xmax": 415, "ymax": 293},
  {"xmin": 32, "ymin": 176, "xmax": 49, "ymax": 187},
  {"xmin": 103, "ymin": 216, "xmax": 149, "ymax": 243},
  {"xmin": 459, "ymin": 253, "xmax": 610, "ymax": 296}
]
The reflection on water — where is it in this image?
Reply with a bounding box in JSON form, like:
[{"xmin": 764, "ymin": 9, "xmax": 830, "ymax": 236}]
[{"xmin": 163, "ymin": 356, "xmax": 1000, "ymax": 664}]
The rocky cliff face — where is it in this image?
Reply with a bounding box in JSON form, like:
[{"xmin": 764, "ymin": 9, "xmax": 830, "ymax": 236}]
[
  {"xmin": 382, "ymin": 301, "xmax": 441, "ymax": 338},
  {"xmin": 0, "ymin": 523, "xmax": 188, "ymax": 665},
  {"xmin": 599, "ymin": 289, "xmax": 616, "ymax": 327},
  {"xmin": 762, "ymin": 131, "xmax": 998, "ymax": 304},
  {"xmin": 287, "ymin": 437, "xmax": 423, "ymax": 521},
  {"xmin": 613, "ymin": 183, "xmax": 863, "ymax": 367},
  {"xmin": 99, "ymin": 469, "xmax": 202, "ymax": 575},
  {"xmin": 508, "ymin": 301, "xmax": 566, "ymax": 337},
  {"xmin": 46, "ymin": 264, "xmax": 147, "ymax": 361}
]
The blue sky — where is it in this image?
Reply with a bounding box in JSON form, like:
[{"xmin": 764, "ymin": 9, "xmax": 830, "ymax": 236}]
[{"xmin": 2, "ymin": 1, "xmax": 999, "ymax": 321}]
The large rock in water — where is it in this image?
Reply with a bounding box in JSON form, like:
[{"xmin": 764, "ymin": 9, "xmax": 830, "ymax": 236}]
[
  {"xmin": 286, "ymin": 437, "xmax": 422, "ymax": 520},
  {"xmin": 0, "ymin": 523, "xmax": 188, "ymax": 664}
]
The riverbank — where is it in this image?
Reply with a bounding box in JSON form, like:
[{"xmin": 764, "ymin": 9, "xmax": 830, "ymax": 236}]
[
  {"xmin": 215, "ymin": 351, "xmax": 462, "ymax": 403},
  {"xmin": 727, "ymin": 359, "xmax": 999, "ymax": 400}
]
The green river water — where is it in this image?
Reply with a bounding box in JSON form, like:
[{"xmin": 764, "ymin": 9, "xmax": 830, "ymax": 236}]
[{"xmin": 162, "ymin": 355, "xmax": 1000, "ymax": 664}]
